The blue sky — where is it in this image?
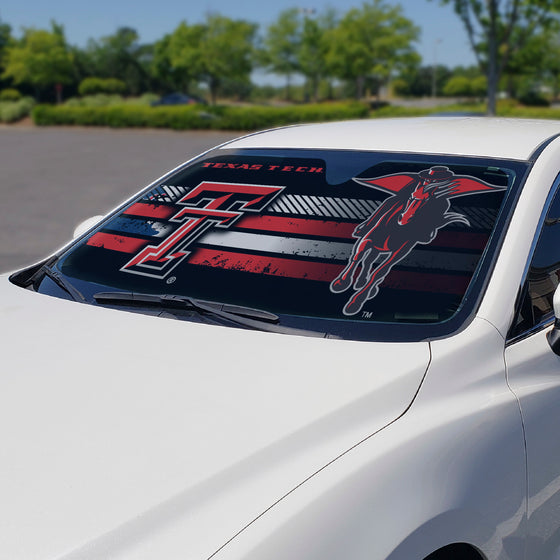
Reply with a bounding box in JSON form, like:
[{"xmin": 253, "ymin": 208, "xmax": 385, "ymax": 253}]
[{"xmin": 0, "ymin": 0, "xmax": 476, "ymax": 72}]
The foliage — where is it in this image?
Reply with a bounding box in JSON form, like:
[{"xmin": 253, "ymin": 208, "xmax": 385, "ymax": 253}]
[
  {"xmin": 442, "ymin": 74, "xmax": 487, "ymax": 97},
  {"xmin": 151, "ymin": 32, "xmax": 187, "ymax": 93},
  {"xmin": 259, "ymin": 8, "xmax": 302, "ymax": 100},
  {"xmin": 395, "ymin": 65, "xmax": 453, "ymax": 97},
  {"xmin": 10, "ymin": 4, "xmax": 560, "ymax": 112},
  {"xmin": 521, "ymin": 31, "xmax": 560, "ymax": 100},
  {"xmin": 470, "ymin": 75, "xmax": 488, "ymax": 97},
  {"xmin": 78, "ymin": 77, "xmax": 126, "ymax": 96},
  {"xmin": 164, "ymin": 22, "xmax": 205, "ymax": 94},
  {"xmin": 442, "ymin": 76, "xmax": 471, "ymax": 97},
  {"xmin": 298, "ymin": 10, "xmax": 336, "ymax": 102},
  {"xmin": 65, "ymin": 94, "xmax": 124, "ymax": 107},
  {"xmin": 433, "ymin": 0, "xmax": 560, "ymax": 115},
  {"xmin": 167, "ymin": 16, "xmax": 257, "ymax": 105},
  {"xmin": 0, "ymin": 96, "xmax": 34, "ymax": 122},
  {"xmin": 0, "ymin": 19, "xmax": 12, "ymax": 90},
  {"xmin": 32, "ymin": 101, "xmax": 369, "ymax": 130},
  {"xmin": 325, "ymin": 0, "xmax": 419, "ymax": 98},
  {"xmin": 517, "ymin": 91, "xmax": 550, "ymax": 107},
  {"xmin": 0, "ymin": 87, "xmax": 21, "ymax": 101},
  {"xmin": 81, "ymin": 27, "xmax": 152, "ymax": 95},
  {"xmin": 64, "ymin": 92, "xmax": 158, "ymax": 107},
  {"xmin": 2, "ymin": 23, "xmax": 74, "ymax": 99}
]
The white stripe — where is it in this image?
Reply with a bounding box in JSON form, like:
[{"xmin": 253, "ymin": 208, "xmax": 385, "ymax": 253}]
[
  {"xmin": 200, "ymin": 230, "xmax": 353, "ymax": 260},
  {"xmin": 196, "ymin": 230, "xmax": 481, "ymax": 271}
]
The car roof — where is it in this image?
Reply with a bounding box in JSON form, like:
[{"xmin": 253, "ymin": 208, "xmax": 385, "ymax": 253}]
[{"xmin": 224, "ymin": 117, "xmax": 560, "ymax": 161}]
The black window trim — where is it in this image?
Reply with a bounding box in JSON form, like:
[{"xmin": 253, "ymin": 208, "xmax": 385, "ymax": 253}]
[{"xmin": 506, "ymin": 171, "xmax": 560, "ymax": 346}]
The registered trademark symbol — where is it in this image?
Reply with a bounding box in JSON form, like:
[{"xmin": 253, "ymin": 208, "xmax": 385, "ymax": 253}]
[{"xmin": 166, "ymin": 276, "xmax": 176, "ymax": 284}]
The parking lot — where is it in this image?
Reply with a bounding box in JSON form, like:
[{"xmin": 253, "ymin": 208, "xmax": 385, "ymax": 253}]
[{"xmin": 0, "ymin": 126, "xmax": 238, "ymax": 272}]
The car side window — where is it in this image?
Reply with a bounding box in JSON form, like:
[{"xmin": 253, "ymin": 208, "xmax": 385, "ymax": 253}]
[{"xmin": 510, "ymin": 187, "xmax": 560, "ymax": 338}]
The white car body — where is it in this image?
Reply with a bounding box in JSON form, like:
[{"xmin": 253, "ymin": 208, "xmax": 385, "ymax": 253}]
[{"xmin": 3, "ymin": 117, "xmax": 560, "ymax": 560}]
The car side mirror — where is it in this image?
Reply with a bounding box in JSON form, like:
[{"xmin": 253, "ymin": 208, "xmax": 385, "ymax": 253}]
[
  {"xmin": 547, "ymin": 285, "xmax": 560, "ymax": 355},
  {"xmin": 73, "ymin": 215, "xmax": 104, "ymax": 239}
]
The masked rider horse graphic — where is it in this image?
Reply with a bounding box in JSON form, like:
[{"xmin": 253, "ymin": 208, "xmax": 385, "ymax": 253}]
[{"xmin": 330, "ymin": 166, "xmax": 505, "ymax": 316}]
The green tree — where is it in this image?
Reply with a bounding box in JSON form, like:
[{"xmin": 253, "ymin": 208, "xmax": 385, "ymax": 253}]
[
  {"xmin": 442, "ymin": 73, "xmax": 486, "ymax": 97},
  {"xmin": 84, "ymin": 27, "xmax": 152, "ymax": 94},
  {"xmin": 165, "ymin": 22, "xmax": 206, "ymax": 95},
  {"xmin": 2, "ymin": 23, "xmax": 74, "ymax": 101},
  {"xmin": 260, "ymin": 8, "xmax": 301, "ymax": 100},
  {"xmin": 0, "ymin": 19, "xmax": 13, "ymax": 91},
  {"xmin": 325, "ymin": 0, "xmax": 419, "ymax": 99},
  {"xmin": 500, "ymin": 29, "xmax": 560, "ymax": 100},
  {"xmin": 151, "ymin": 31, "xmax": 195, "ymax": 93},
  {"xmin": 199, "ymin": 15, "xmax": 257, "ymax": 104},
  {"xmin": 442, "ymin": 75, "xmax": 472, "ymax": 96},
  {"xmin": 396, "ymin": 64, "xmax": 452, "ymax": 97},
  {"xmin": 298, "ymin": 9, "xmax": 337, "ymax": 102},
  {"xmin": 540, "ymin": 33, "xmax": 560, "ymax": 101},
  {"xmin": 432, "ymin": 0, "xmax": 560, "ymax": 115},
  {"xmin": 167, "ymin": 16, "xmax": 256, "ymax": 104}
]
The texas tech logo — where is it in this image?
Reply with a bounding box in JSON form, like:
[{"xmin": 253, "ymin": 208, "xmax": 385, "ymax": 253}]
[{"xmin": 121, "ymin": 181, "xmax": 284, "ymax": 278}]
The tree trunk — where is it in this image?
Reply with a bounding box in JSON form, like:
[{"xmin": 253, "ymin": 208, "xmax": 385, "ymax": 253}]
[
  {"xmin": 312, "ymin": 75, "xmax": 319, "ymax": 103},
  {"xmin": 487, "ymin": 57, "xmax": 499, "ymax": 115},
  {"xmin": 486, "ymin": 0, "xmax": 499, "ymax": 116},
  {"xmin": 285, "ymin": 74, "xmax": 292, "ymax": 101},
  {"xmin": 356, "ymin": 75, "xmax": 365, "ymax": 100},
  {"xmin": 209, "ymin": 77, "xmax": 219, "ymax": 105}
]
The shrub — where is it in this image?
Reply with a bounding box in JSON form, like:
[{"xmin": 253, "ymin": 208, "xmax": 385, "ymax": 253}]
[
  {"xmin": 442, "ymin": 76, "xmax": 473, "ymax": 97},
  {"xmin": 125, "ymin": 93, "xmax": 160, "ymax": 106},
  {"xmin": 64, "ymin": 94, "xmax": 124, "ymax": 108},
  {"xmin": 470, "ymin": 76, "xmax": 488, "ymax": 97},
  {"xmin": 0, "ymin": 88, "xmax": 22, "ymax": 102},
  {"xmin": 371, "ymin": 105, "xmax": 431, "ymax": 118},
  {"xmin": 0, "ymin": 97, "xmax": 35, "ymax": 123},
  {"xmin": 78, "ymin": 77, "xmax": 127, "ymax": 96},
  {"xmin": 517, "ymin": 91, "xmax": 550, "ymax": 107},
  {"xmin": 32, "ymin": 101, "xmax": 369, "ymax": 130}
]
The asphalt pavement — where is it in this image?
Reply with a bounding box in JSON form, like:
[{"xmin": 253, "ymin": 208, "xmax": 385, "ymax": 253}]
[{"xmin": 0, "ymin": 126, "xmax": 238, "ymax": 272}]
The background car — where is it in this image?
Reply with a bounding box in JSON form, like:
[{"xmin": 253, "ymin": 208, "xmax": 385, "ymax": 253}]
[
  {"xmin": 4, "ymin": 117, "xmax": 560, "ymax": 560},
  {"xmin": 150, "ymin": 92, "xmax": 207, "ymax": 106}
]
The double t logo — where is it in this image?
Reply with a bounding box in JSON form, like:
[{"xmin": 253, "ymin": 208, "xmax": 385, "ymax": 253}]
[{"xmin": 121, "ymin": 181, "xmax": 284, "ymax": 278}]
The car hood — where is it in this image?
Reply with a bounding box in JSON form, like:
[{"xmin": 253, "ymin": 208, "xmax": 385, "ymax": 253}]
[{"xmin": 0, "ymin": 277, "xmax": 430, "ymax": 560}]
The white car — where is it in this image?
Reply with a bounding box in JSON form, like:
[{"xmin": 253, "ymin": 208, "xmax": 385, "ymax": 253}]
[{"xmin": 4, "ymin": 117, "xmax": 560, "ymax": 560}]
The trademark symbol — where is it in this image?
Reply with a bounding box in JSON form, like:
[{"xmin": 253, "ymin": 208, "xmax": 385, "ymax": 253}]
[
  {"xmin": 166, "ymin": 276, "xmax": 176, "ymax": 284},
  {"xmin": 362, "ymin": 311, "xmax": 373, "ymax": 319}
]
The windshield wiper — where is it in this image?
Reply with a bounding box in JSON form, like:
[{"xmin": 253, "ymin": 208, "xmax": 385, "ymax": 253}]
[
  {"xmin": 41, "ymin": 265, "xmax": 86, "ymax": 302},
  {"xmin": 93, "ymin": 291, "xmax": 326, "ymax": 337}
]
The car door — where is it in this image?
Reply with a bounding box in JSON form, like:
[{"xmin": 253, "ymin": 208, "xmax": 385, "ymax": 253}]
[{"xmin": 505, "ymin": 182, "xmax": 560, "ymax": 560}]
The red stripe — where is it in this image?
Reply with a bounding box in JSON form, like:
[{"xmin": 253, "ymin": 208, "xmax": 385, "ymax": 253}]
[
  {"xmin": 236, "ymin": 215, "xmax": 488, "ymax": 250},
  {"xmin": 188, "ymin": 248, "xmax": 469, "ymax": 294},
  {"xmin": 87, "ymin": 232, "xmax": 148, "ymax": 253},
  {"xmin": 236, "ymin": 215, "xmax": 357, "ymax": 238},
  {"xmin": 85, "ymin": 234, "xmax": 469, "ymax": 295},
  {"xmin": 189, "ymin": 248, "xmax": 340, "ymax": 282},
  {"xmin": 123, "ymin": 206, "xmax": 489, "ymax": 251},
  {"xmin": 123, "ymin": 203, "xmax": 175, "ymax": 219}
]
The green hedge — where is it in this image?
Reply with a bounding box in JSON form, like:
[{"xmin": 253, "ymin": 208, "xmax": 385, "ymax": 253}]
[
  {"xmin": 32, "ymin": 101, "xmax": 370, "ymax": 130},
  {"xmin": 0, "ymin": 97, "xmax": 34, "ymax": 123},
  {"xmin": 498, "ymin": 105, "xmax": 560, "ymax": 119},
  {"xmin": 0, "ymin": 88, "xmax": 22, "ymax": 102},
  {"xmin": 64, "ymin": 92, "xmax": 159, "ymax": 108},
  {"xmin": 78, "ymin": 77, "xmax": 126, "ymax": 96}
]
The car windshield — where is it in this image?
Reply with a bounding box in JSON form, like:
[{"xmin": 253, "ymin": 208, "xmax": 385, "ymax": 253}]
[{"xmin": 37, "ymin": 148, "xmax": 527, "ymax": 341}]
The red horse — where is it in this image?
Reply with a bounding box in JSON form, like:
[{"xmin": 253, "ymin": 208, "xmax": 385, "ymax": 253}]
[{"xmin": 330, "ymin": 166, "xmax": 504, "ymax": 316}]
